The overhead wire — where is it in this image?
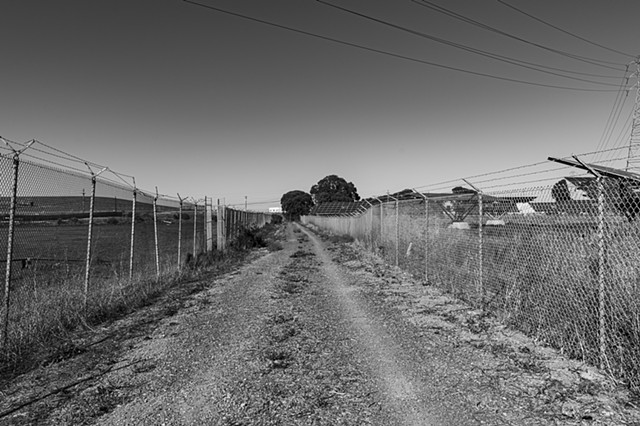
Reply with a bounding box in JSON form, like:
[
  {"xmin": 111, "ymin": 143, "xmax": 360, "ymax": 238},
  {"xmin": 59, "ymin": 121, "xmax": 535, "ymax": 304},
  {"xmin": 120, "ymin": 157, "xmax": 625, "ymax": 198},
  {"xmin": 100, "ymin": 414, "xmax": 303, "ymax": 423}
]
[
  {"xmin": 599, "ymin": 93, "xmax": 631, "ymax": 158},
  {"xmin": 181, "ymin": 0, "xmax": 621, "ymax": 92},
  {"xmin": 593, "ymin": 68, "xmax": 632, "ymax": 156},
  {"xmin": 614, "ymin": 110, "xmax": 635, "ymax": 147},
  {"xmin": 411, "ymin": 0, "xmax": 626, "ymax": 70},
  {"xmin": 317, "ymin": 0, "xmax": 623, "ymax": 87},
  {"xmin": 495, "ymin": 0, "xmax": 636, "ymax": 59}
]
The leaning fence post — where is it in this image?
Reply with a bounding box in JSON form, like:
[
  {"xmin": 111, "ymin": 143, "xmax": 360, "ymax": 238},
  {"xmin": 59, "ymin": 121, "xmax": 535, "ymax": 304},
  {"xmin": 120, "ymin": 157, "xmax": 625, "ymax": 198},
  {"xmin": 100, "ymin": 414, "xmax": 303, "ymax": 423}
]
[
  {"xmin": 2, "ymin": 139, "xmax": 33, "ymax": 348},
  {"xmin": 129, "ymin": 184, "xmax": 137, "ymax": 281},
  {"xmin": 84, "ymin": 164, "xmax": 107, "ymax": 312},
  {"xmin": 153, "ymin": 187, "xmax": 160, "ymax": 279}
]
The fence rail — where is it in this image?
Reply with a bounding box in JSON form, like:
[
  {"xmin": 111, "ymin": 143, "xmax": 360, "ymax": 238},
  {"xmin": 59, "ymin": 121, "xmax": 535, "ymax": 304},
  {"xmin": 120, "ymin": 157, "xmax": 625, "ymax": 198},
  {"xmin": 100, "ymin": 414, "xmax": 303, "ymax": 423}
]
[
  {"xmin": 303, "ymin": 147, "xmax": 640, "ymax": 394},
  {"xmin": 0, "ymin": 137, "xmax": 272, "ymax": 358}
]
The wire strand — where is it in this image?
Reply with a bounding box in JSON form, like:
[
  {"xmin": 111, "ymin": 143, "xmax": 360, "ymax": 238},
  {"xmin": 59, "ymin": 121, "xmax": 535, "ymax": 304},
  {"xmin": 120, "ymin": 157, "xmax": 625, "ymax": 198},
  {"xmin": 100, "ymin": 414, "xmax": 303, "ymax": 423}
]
[
  {"xmin": 495, "ymin": 0, "xmax": 636, "ymax": 59},
  {"xmin": 412, "ymin": 0, "xmax": 626, "ymax": 70},
  {"xmin": 318, "ymin": 0, "xmax": 623, "ymax": 87},
  {"xmin": 182, "ymin": 0, "xmax": 621, "ymax": 92}
]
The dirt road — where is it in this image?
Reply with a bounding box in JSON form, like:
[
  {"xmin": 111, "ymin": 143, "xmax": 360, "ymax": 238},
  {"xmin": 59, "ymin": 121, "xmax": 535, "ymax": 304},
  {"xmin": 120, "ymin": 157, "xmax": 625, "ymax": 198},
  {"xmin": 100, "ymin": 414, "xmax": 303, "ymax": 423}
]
[{"xmin": 1, "ymin": 223, "xmax": 638, "ymax": 425}]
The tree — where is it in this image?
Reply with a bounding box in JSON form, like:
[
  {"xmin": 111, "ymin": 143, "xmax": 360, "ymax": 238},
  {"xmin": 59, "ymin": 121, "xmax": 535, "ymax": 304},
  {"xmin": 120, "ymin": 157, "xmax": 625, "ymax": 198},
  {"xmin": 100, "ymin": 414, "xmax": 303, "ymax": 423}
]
[
  {"xmin": 281, "ymin": 190, "xmax": 313, "ymax": 221},
  {"xmin": 451, "ymin": 186, "xmax": 476, "ymax": 195},
  {"xmin": 310, "ymin": 175, "xmax": 360, "ymax": 204},
  {"xmin": 551, "ymin": 179, "xmax": 571, "ymax": 202}
]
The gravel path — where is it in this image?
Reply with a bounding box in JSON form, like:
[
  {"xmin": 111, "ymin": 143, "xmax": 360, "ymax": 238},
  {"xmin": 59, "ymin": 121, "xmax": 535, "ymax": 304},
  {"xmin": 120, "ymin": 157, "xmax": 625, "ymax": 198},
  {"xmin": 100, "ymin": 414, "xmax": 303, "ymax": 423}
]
[{"xmin": 1, "ymin": 222, "xmax": 639, "ymax": 425}]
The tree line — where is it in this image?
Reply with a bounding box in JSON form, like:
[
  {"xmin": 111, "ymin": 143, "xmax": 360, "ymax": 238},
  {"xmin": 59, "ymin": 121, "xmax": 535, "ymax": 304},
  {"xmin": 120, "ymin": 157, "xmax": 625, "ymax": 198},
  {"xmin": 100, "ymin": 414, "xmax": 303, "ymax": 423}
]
[{"xmin": 280, "ymin": 175, "xmax": 360, "ymax": 221}]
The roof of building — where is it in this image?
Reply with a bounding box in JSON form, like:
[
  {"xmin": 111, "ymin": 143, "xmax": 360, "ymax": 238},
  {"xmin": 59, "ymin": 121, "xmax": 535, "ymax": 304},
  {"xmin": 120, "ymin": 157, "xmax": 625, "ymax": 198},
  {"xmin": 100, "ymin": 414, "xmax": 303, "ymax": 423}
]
[{"xmin": 309, "ymin": 201, "xmax": 368, "ymax": 216}]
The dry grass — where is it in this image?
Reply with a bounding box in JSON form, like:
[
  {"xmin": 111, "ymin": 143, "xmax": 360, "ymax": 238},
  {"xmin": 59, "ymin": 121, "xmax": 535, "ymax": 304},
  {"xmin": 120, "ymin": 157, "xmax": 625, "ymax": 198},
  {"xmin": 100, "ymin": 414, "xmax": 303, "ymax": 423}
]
[
  {"xmin": 304, "ymin": 208, "xmax": 640, "ymax": 395},
  {"xmin": 0, "ymin": 224, "xmax": 281, "ymax": 382}
]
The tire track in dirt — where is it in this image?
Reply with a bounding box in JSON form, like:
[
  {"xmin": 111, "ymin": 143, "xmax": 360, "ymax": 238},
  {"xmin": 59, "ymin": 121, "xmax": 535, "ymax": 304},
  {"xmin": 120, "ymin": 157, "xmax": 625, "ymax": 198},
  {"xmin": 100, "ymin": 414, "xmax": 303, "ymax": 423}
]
[
  {"xmin": 298, "ymin": 224, "xmax": 463, "ymax": 425},
  {"xmin": 92, "ymin": 231, "xmax": 298, "ymax": 425},
  {"xmin": 6, "ymin": 222, "xmax": 638, "ymax": 425}
]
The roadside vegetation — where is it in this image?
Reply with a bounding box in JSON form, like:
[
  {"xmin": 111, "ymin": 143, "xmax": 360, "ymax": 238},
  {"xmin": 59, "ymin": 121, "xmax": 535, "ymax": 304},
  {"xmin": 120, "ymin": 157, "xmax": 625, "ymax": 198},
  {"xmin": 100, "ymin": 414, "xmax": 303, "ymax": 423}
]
[
  {"xmin": 280, "ymin": 174, "xmax": 361, "ymax": 221},
  {"xmin": 0, "ymin": 222, "xmax": 281, "ymax": 384}
]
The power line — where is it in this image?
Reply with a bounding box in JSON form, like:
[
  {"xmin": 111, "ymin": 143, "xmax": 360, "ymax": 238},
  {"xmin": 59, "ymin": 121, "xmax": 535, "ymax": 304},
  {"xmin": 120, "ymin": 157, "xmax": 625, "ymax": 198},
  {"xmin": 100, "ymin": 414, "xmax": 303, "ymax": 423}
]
[
  {"xmin": 410, "ymin": 0, "xmax": 626, "ymax": 70},
  {"xmin": 593, "ymin": 70, "xmax": 632, "ymax": 155},
  {"xmin": 182, "ymin": 0, "xmax": 621, "ymax": 92},
  {"xmin": 495, "ymin": 0, "xmax": 636, "ymax": 59},
  {"xmin": 317, "ymin": 0, "xmax": 622, "ymax": 87}
]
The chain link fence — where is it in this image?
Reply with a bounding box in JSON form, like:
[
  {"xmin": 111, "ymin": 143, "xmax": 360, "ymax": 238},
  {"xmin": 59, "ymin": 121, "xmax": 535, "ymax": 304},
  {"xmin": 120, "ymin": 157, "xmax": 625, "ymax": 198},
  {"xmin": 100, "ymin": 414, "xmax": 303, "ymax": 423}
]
[
  {"xmin": 0, "ymin": 138, "xmax": 273, "ymax": 364},
  {"xmin": 303, "ymin": 147, "xmax": 640, "ymax": 394}
]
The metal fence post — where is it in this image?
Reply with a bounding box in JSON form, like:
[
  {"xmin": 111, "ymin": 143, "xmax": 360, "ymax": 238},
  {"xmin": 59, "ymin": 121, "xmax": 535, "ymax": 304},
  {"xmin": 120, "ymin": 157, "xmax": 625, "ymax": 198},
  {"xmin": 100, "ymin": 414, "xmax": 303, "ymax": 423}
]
[
  {"xmin": 380, "ymin": 202, "xmax": 384, "ymax": 249},
  {"xmin": 216, "ymin": 199, "xmax": 224, "ymax": 252},
  {"xmin": 84, "ymin": 165, "xmax": 107, "ymax": 311},
  {"xmin": 2, "ymin": 153, "xmax": 19, "ymax": 347},
  {"xmin": 395, "ymin": 199, "xmax": 399, "ymax": 267},
  {"xmin": 177, "ymin": 194, "xmax": 184, "ymax": 270},
  {"xmin": 425, "ymin": 197, "xmax": 429, "ymax": 284},
  {"xmin": 412, "ymin": 189, "xmax": 429, "ymax": 285},
  {"xmin": 206, "ymin": 197, "xmax": 213, "ymax": 252},
  {"xmin": 129, "ymin": 187, "xmax": 137, "ymax": 281},
  {"xmin": 193, "ymin": 202, "xmax": 198, "ymax": 256},
  {"xmin": 570, "ymin": 156, "xmax": 607, "ymax": 370},
  {"xmin": 2, "ymin": 140, "xmax": 33, "ymax": 347},
  {"xmin": 597, "ymin": 176, "xmax": 607, "ymax": 370},
  {"xmin": 222, "ymin": 205, "xmax": 227, "ymax": 249},
  {"xmin": 386, "ymin": 193, "xmax": 399, "ymax": 267},
  {"xmin": 478, "ymin": 191, "xmax": 484, "ymax": 304},
  {"xmin": 463, "ymin": 179, "xmax": 484, "ymax": 305},
  {"xmin": 363, "ymin": 199, "xmax": 373, "ymax": 250},
  {"xmin": 153, "ymin": 187, "xmax": 160, "ymax": 279}
]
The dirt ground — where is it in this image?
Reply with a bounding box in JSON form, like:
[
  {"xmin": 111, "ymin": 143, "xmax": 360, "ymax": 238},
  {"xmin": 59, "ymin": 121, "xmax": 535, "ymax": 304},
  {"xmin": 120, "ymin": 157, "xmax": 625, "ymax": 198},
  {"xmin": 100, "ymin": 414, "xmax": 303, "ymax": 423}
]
[{"xmin": 0, "ymin": 222, "xmax": 639, "ymax": 425}]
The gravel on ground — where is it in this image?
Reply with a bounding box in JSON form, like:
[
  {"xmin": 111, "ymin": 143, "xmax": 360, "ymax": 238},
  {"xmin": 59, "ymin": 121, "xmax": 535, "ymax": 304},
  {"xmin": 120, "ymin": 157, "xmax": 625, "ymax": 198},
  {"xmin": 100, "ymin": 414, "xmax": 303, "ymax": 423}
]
[{"xmin": 1, "ymin": 222, "xmax": 639, "ymax": 425}]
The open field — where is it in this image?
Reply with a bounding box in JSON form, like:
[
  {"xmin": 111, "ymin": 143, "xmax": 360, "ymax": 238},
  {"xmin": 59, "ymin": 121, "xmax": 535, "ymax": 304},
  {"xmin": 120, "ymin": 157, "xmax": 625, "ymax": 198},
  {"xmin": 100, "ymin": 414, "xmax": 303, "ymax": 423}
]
[{"xmin": 0, "ymin": 216, "xmax": 206, "ymax": 285}]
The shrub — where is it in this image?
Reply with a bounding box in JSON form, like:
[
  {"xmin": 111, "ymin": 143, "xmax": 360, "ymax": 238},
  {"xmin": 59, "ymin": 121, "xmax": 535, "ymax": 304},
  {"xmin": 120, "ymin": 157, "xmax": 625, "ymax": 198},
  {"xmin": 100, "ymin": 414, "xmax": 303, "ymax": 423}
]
[
  {"xmin": 231, "ymin": 226, "xmax": 267, "ymax": 251},
  {"xmin": 173, "ymin": 212, "xmax": 190, "ymax": 221}
]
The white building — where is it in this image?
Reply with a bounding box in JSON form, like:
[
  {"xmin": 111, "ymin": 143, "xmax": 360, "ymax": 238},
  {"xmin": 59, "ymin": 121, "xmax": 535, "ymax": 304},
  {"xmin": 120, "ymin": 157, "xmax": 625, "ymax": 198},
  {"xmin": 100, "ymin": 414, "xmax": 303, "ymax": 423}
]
[{"xmin": 268, "ymin": 207, "xmax": 283, "ymax": 213}]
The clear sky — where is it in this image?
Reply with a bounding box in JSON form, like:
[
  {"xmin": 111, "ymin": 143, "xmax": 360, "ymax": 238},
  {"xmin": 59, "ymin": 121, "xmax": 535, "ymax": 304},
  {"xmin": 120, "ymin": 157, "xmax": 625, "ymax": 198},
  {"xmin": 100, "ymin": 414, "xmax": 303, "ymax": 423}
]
[{"xmin": 3, "ymin": 0, "xmax": 639, "ymax": 208}]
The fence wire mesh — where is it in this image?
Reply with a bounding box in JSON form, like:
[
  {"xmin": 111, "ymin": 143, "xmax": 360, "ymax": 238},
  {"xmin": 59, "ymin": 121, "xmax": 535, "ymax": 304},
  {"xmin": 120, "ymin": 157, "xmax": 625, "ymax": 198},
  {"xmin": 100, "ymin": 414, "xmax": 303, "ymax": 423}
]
[
  {"xmin": 303, "ymin": 146, "xmax": 640, "ymax": 394},
  {"xmin": 0, "ymin": 138, "xmax": 273, "ymax": 362}
]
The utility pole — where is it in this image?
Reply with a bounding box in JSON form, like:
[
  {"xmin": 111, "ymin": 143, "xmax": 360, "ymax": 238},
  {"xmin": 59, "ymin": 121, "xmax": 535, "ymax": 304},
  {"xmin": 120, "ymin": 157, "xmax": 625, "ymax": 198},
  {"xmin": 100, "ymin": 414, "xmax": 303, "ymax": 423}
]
[{"xmin": 626, "ymin": 58, "xmax": 640, "ymax": 171}]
